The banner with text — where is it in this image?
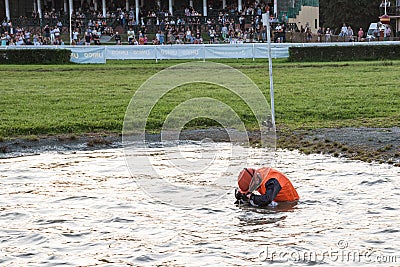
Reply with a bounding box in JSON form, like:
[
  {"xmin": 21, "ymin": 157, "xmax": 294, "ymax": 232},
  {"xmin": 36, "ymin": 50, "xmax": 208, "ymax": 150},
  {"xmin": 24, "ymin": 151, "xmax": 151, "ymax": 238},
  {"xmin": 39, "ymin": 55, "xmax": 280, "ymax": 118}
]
[
  {"xmin": 204, "ymin": 44, "xmax": 254, "ymax": 59},
  {"xmin": 156, "ymin": 45, "xmax": 204, "ymax": 60},
  {"xmin": 105, "ymin": 46, "xmax": 156, "ymax": 60},
  {"xmin": 70, "ymin": 47, "xmax": 106, "ymax": 64}
]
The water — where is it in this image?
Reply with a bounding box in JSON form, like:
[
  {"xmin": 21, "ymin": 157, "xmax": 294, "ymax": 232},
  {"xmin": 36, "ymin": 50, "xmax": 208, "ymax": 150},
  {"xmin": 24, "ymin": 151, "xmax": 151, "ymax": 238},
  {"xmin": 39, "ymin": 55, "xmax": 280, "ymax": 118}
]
[{"xmin": 1, "ymin": 145, "xmax": 399, "ymax": 266}]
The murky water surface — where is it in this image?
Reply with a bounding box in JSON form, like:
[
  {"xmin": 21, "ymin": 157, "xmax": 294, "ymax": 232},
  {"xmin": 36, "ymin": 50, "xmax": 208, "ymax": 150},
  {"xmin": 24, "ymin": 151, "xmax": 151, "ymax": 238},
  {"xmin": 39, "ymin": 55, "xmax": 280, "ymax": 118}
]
[{"xmin": 1, "ymin": 145, "xmax": 399, "ymax": 266}]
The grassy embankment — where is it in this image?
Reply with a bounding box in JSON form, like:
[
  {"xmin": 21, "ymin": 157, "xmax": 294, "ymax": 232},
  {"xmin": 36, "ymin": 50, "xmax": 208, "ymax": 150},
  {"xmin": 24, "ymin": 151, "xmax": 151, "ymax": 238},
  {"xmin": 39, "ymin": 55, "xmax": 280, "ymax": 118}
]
[{"xmin": 0, "ymin": 59, "xmax": 399, "ymax": 141}]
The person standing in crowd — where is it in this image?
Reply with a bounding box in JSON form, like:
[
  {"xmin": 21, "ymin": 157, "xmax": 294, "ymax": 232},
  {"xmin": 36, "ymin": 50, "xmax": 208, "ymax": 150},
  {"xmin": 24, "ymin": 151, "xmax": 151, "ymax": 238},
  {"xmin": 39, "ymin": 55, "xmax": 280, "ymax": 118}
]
[
  {"xmin": 127, "ymin": 27, "xmax": 135, "ymax": 45},
  {"xmin": 317, "ymin": 27, "xmax": 323, "ymax": 42},
  {"xmin": 1, "ymin": 34, "xmax": 7, "ymax": 46},
  {"xmin": 114, "ymin": 31, "xmax": 121, "ymax": 45},
  {"xmin": 325, "ymin": 27, "xmax": 332, "ymax": 42},
  {"xmin": 339, "ymin": 23, "xmax": 348, "ymax": 40},
  {"xmin": 357, "ymin": 27, "xmax": 364, "ymax": 42},
  {"xmin": 347, "ymin": 26, "xmax": 354, "ymax": 42},
  {"xmin": 84, "ymin": 31, "xmax": 91, "ymax": 46},
  {"xmin": 72, "ymin": 29, "xmax": 79, "ymax": 45},
  {"xmin": 385, "ymin": 26, "xmax": 391, "ymax": 40}
]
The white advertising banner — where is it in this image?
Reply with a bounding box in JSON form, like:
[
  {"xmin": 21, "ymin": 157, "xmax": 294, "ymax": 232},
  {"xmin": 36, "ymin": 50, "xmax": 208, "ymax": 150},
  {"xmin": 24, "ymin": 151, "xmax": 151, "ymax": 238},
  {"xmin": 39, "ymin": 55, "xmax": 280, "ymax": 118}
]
[
  {"xmin": 70, "ymin": 46, "xmax": 106, "ymax": 64},
  {"xmin": 204, "ymin": 44, "xmax": 254, "ymax": 59},
  {"xmin": 105, "ymin": 46, "xmax": 156, "ymax": 60},
  {"xmin": 156, "ymin": 45, "xmax": 204, "ymax": 60}
]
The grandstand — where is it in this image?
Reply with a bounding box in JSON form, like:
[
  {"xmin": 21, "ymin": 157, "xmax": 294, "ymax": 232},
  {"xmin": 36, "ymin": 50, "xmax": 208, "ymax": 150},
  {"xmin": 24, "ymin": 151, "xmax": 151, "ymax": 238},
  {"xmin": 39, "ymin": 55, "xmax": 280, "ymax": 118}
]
[{"xmin": 0, "ymin": 0, "xmax": 319, "ymax": 45}]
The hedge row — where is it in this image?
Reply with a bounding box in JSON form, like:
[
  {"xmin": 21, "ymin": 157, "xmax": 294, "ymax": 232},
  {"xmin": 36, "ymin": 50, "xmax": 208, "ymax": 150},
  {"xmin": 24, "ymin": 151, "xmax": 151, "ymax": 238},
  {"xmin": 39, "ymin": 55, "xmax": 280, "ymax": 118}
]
[
  {"xmin": 0, "ymin": 49, "xmax": 71, "ymax": 64},
  {"xmin": 288, "ymin": 45, "xmax": 400, "ymax": 62}
]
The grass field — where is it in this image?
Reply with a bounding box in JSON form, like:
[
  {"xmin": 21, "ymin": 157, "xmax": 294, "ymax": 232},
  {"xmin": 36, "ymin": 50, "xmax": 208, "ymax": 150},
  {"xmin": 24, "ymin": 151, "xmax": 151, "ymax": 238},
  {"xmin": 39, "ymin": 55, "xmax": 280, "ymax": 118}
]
[{"xmin": 0, "ymin": 59, "xmax": 399, "ymax": 139}]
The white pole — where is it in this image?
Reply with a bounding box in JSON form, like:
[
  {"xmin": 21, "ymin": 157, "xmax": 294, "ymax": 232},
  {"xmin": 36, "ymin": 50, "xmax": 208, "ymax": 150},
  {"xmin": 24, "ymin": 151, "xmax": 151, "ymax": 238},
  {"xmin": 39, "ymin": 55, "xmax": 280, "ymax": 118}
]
[
  {"xmin": 37, "ymin": 0, "xmax": 42, "ymax": 19},
  {"xmin": 238, "ymin": 0, "xmax": 242, "ymax": 13},
  {"xmin": 169, "ymin": 0, "xmax": 173, "ymax": 15},
  {"xmin": 5, "ymin": 0, "xmax": 10, "ymax": 20},
  {"xmin": 33, "ymin": 0, "xmax": 37, "ymax": 13},
  {"xmin": 222, "ymin": 0, "xmax": 226, "ymax": 9},
  {"xmin": 266, "ymin": 11, "xmax": 275, "ymax": 125},
  {"xmin": 384, "ymin": 0, "xmax": 387, "ymax": 15},
  {"xmin": 203, "ymin": 0, "xmax": 207, "ymax": 16},
  {"xmin": 102, "ymin": 0, "xmax": 106, "ymax": 17},
  {"xmin": 64, "ymin": 0, "xmax": 67, "ymax": 14},
  {"xmin": 126, "ymin": 0, "xmax": 129, "ymax": 11},
  {"xmin": 69, "ymin": 0, "xmax": 73, "ymax": 44},
  {"xmin": 135, "ymin": 0, "xmax": 139, "ymax": 23},
  {"xmin": 274, "ymin": 0, "xmax": 277, "ymax": 17},
  {"xmin": 94, "ymin": 0, "xmax": 97, "ymax": 11}
]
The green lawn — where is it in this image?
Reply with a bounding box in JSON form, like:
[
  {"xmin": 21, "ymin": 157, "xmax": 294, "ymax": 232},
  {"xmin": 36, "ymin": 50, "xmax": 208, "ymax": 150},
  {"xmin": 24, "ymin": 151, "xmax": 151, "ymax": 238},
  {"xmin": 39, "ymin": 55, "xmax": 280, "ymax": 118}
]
[{"xmin": 0, "ymin": 59, "xmax": 399, "ymax": 138}]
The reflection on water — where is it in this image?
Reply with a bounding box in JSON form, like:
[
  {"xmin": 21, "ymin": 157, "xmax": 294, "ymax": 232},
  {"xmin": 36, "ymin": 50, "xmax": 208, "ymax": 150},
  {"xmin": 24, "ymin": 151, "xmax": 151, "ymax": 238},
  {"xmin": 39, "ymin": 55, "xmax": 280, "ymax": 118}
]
[{"xmin": 0, "ymin": 146, "xmax": 399, "ymax": 266}]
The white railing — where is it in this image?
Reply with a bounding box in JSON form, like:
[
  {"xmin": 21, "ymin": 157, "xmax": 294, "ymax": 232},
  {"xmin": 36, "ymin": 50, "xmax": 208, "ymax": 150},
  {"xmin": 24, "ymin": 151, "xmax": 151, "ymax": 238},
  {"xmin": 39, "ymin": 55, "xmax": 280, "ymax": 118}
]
[{"xmin": 1, "ymin": 41, "xmax": 399, "ymax": 64}]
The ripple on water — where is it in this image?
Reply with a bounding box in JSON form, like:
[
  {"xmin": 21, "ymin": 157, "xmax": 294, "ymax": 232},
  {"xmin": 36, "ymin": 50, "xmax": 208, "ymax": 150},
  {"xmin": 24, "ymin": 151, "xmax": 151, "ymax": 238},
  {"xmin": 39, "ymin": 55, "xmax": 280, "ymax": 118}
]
[{"xmin": 0, "ymin": 148, "xmax": 399, "ymax": 266}]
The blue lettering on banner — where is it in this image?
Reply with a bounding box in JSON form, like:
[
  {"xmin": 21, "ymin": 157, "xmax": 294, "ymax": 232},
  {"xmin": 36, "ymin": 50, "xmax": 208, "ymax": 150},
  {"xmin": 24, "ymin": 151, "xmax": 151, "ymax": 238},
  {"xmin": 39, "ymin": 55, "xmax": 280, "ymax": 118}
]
[{"xmin": 70, "ymin": 47, "xmax": 106, "ymax": 64}]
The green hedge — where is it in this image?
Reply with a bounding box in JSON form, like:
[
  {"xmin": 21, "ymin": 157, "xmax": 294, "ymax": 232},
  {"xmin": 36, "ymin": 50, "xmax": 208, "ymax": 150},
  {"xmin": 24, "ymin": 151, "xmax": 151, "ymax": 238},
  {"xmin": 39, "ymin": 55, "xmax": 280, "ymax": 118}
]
[
  {"xmin": 0, "ymin": 49, "xmax": 71, "ymax": 64},
  {"xmin": 288, "ymin": 45, "xmax": 400, "ymax": 62}
]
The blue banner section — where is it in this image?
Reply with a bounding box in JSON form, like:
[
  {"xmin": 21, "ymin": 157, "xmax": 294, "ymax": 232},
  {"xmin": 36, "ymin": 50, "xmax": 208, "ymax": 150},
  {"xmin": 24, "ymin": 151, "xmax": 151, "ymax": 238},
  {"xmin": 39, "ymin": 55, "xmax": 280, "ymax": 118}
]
[
  {"xmin": 70, "ymin": 47, "xmax": 106, "ymax": 64},
  {"xmin": 105, "ymin": 46, "xmax": 156, "ymax": 60},
  {"xmin": 156, "ymin": 45, "xmax": 204, "ymax": 60},
  {"xmin": 254, "ymin": 44, "xmax": 290, "ymax": 58},
  {"xmin": 204, "ymin": 44, "xmax": 254, "ymax": 59}
]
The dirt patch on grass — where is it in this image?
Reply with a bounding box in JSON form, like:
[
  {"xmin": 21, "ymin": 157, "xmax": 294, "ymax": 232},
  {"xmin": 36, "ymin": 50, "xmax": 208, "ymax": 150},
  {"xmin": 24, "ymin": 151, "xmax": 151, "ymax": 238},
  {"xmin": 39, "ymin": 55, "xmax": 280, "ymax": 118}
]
[{"xmin": 0, "ymin": 127, "xmax": 399, "ymax": 166}]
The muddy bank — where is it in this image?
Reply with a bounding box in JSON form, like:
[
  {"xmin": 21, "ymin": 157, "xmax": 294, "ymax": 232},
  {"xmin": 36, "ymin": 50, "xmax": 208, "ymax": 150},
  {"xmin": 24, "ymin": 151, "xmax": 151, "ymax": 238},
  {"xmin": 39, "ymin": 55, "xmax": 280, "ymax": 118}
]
[
  {"xmin": 278, "ymin": 127, "xmax": 400, "ymax": 166},
  {"xmin": 1, "ymin": 127, "xmax": 399, "ymax": 166}
]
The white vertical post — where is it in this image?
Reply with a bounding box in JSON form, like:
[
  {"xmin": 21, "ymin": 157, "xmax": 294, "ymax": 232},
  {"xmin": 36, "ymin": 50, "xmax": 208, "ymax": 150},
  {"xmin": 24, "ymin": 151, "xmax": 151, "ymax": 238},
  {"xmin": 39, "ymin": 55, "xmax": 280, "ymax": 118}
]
[
  {"xmin": 384, "ymin": 0, "xmax": 388, "ymax": 15},
  {"xmin": 266, "ymin": 11, "xmax": 275, "ymax": 125},
  {"xmin": 64, "ymin": 0, "xmax": 67, "ymax": 14},
  {"xmin": 222, "ymin": 0, "xmax": 226, "ymax": 9},
  {"xmin": 238, "ymin": 0, "xmax": 242, "ymax": 13},
  {"xmin": 94, "ymin": 0, "xmax": 98, "ymax": 11},
  {"xmin": 69, "ymin": 0, "xmax": 73, "ymax": 44},
  {"xmin": 169, "ymin": 0, "xmax": 173, "ymax": 15},
  {"xmin": 102, "ymin": 0, "xmax": 106, "ymax": 17},
  {"xmin": 37, "ymin": 0, "xmax": 42, "ymax": 18},
  {"xmin": 135, "ymin": 0, "xmax": 139, "ymax": 23},
  {"xmin": 33, "ymin": 0, "xmax": 37, "ymax": 13},
  {"xmin": 126, "ymin": 0, "xmax": 129, "ymax": 11},
  {"xmin": 203, "ymin": 0, "xmax": 207, "ymax": 16},
  {"xmin": 274, "ymin": 0, "xmax": 278, "ymax": 17},
  {"xmin": 5, "ymin": 0, "xmax": 10, "ymax": 20}
]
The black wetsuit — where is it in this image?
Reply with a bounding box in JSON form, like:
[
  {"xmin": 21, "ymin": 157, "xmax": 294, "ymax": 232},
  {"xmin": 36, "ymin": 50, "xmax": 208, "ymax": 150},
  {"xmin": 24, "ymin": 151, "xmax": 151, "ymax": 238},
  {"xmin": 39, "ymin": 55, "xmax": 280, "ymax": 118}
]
[
  {"xmin": 249, "ymin": 178, "xmax": 282, "ymax": 207},
  {"xmin": 235, "ymin": 178, "xmax": 282, "ymax": 207}
]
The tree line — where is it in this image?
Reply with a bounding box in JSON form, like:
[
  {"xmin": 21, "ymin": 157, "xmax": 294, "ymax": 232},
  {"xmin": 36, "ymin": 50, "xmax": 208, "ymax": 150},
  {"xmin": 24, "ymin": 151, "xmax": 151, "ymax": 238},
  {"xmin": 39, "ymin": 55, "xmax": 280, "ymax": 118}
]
[{"xmin": 319, "ymin": 0, "xmax": 383, "ymax": 33}]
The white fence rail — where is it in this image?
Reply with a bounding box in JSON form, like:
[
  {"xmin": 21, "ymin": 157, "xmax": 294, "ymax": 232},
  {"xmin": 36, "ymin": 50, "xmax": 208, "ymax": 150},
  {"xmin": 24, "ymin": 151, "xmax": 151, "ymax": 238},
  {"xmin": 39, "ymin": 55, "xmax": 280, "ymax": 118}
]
[{"xmin": 1, "ymin": 42, "xmax": 399, "ymax": 64}]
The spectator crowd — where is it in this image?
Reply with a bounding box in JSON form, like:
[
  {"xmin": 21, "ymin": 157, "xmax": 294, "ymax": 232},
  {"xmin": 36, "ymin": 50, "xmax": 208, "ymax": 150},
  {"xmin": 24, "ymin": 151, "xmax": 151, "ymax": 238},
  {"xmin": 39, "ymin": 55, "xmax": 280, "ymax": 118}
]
[{"xmin": 1, "ymin": 0, "xmax": 395, "ymax": 46}]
